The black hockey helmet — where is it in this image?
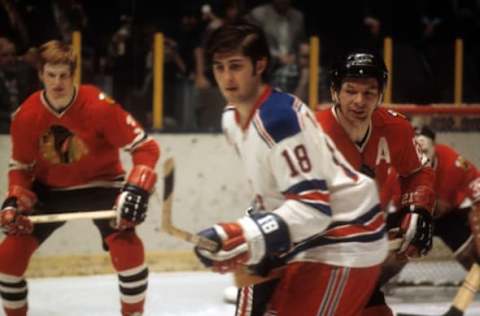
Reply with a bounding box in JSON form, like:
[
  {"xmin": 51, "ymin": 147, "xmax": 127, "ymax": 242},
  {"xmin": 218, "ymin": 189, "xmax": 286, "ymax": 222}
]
[{"xmin": 330, "ymin": 50, "xmax": 388, "ymax": 91}]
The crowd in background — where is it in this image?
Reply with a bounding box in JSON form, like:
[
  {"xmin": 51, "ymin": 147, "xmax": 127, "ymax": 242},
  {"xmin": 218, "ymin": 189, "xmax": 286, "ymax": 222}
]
[{"xmin": 1, "ymin": 0, "xmax": 480, "ymax": 132}]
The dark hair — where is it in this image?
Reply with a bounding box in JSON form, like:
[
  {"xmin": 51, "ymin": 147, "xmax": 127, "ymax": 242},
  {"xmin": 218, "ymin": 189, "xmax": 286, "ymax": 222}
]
[
  {"xmin": 415, "ymin": 125, "xmax": 436, "ymax": 141},
  {"xmin": 205, "ymin": 21, "xmax": 271, "ymax": 81},
  {"xmin": 330, "ymin": 49, "xmax": 388, "ymax": 91}
]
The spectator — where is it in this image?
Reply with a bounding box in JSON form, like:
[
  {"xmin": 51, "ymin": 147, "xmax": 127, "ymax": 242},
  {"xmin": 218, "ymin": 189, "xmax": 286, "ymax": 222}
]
[
  {"xmin": 0, "ymin": 0, "xmax": 30, "ymax": 52},
  {"xmin": 20, "ymin": 0, "xmax": 88, "ymax": 46},
  {"xmin": 453, "ymin": 0, "xmax": 480, "ymax": 102},
  {"xmin": 421, "ymin": 0, "xmax": 456, "ymax": 103},
  {"xmin": 0, "ymin": 37, "xmax": 38, "ymax": 133},
  {"xmin": 247, "ymin": 0, "xmax": 307, "ymax": 93}
]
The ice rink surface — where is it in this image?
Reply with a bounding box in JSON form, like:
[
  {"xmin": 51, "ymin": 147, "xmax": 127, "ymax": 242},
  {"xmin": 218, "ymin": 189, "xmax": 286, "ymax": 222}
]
[{"xmin": 6, "ymin": 271, "xmax": 480, "ymax": 316}]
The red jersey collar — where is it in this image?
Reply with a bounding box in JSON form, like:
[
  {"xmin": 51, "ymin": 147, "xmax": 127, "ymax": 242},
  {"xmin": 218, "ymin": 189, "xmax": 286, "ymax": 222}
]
[{"xmin": 235, "ymin": 85, "xmax": 272, "ymax": 130}]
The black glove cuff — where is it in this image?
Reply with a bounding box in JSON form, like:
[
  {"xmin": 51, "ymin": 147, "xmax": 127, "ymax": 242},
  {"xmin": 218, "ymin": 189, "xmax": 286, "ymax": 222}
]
[
  {"xmin": 123, "ymin": 184, "xmax": 150, "ymax": 200},
  {"xmin": 412, "ymin": 207, "xmax": 433, "ymax": 221},
  {"xmin": 1, "ymin": 197, "xmax": 18, "ymax": 210},
  {"xmin": 402, "ymin": 206, "xmax": 432, "ymax": 218}
]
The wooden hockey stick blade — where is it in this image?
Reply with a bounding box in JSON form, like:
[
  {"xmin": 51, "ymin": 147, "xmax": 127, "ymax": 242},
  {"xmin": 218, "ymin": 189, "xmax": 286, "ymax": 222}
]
[
  {"xmin": 28, "ymin": 210, "xmax": 116, "ymax": 223},
  {"xmin": 160, "ymin": 158, "xmax": 218, "ymax": 251}
]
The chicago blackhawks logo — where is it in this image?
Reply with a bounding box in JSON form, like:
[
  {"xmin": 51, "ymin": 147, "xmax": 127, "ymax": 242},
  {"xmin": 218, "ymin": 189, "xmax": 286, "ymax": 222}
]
[{"xmin": 39, "ymin": 125, "xmax": 89, "ymax": 164}]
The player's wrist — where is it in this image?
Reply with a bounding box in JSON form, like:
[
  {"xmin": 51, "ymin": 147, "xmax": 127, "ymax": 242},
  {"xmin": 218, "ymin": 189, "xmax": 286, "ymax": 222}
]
[
  {"xmin": 239, "ymin": 212, "xmax": 291, "ymax": 265},
  {"xmin": 3, "ymin": 186, "xmax": 37, "ymax": 212},
  {"xmin": 401, "ymin": 185, "xmax": 435, "ymax": 214},
  {"xmin": 126, "ymin": 165, "xmax": 157, "ymax": 193},
  {"xmin": 402, "ymin": 205, "xmax": 432, "ymax": 218},
  {"xmin": 122, "ymin": 183, "xmax": 150, "ymax": 199},
  {"xmin": 1, "ymin": 197, "xmax": 19, "ymax": 210},
  {"xmin": 238, "ymin": 216, "xmax": 265, "ymax": 265}
]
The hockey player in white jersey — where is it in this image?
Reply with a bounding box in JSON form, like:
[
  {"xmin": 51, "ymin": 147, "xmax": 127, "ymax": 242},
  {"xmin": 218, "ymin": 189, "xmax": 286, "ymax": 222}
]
[{"xmin": 194, "ymin": 21, "xmax": 388, "ymax": 316}]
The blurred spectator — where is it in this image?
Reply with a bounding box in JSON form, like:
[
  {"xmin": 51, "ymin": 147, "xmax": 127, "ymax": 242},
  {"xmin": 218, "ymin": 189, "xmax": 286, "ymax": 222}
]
[
  {"xmin": 126, "ymin": 27, "xmax": 188, "ymax": 130},
  {"xmin": 169, "ymin": 4, "xmax": 205, "ymax": 129},
  {"xmin": 19, "ymin": 0, "xmax": 88, "ymax": 46},
  {"xmin": 453, "ymin": 0, "xmax": 480, "ymax": 102},
  {"xmin": 292, "ymin": 41, "xmax": 310, "ymax": 102},
  {"xmin": 107, "ymin": 14, "xmax": 137, "ymax": 106},
  {"xmin": 421, "ymin": 0, "xmax": 456, "ymax": 103},
  {"xmin": 52, "ymin": 0, "xmax": 88, "ymax": 43},
  {"xmin": 0, "ymin": 0, "xmax": 30, "ymax": 52},
  {"xmin": 359, "ymin": 0, "xmax": 437, "ymax": 104},
  {"xmin": 247, "ymin": 0, "xmax": 306, "ymax": 93},
  {"xmin": 0, "ymin": 37, "xmax": 38, "ymax": 133}
]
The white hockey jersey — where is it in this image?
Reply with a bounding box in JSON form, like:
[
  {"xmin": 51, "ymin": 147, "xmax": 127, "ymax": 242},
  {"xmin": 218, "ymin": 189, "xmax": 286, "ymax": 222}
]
[{"xmin": 222, "ymin": 87, "xmax": 388, "ymax": 267}]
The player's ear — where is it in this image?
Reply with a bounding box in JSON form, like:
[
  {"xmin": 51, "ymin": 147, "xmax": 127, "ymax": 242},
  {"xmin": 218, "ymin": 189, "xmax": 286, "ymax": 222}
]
[
  {"xmin": 255, "ymin": 57, "xmax": 267, "ymax": 76},
  {"xmin": 330, "ymin": 87, "xmax": 339, "ymax": 104}
]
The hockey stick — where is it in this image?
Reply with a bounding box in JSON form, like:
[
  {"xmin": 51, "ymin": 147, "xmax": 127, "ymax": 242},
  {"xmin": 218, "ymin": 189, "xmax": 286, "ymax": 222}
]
[
  {"xmin": 160, "ymin": 157, "xmax": 218, "ymax": 251},
  {"xmin": 28, "ymin": 210, "xmax": 116, "ymax": 223},
  {"xmin": 441, "ymin": 263, "xmax": 480, "ymax": 316},
  {"xmin": 159, "ymin": 158, "xmax": 279, "ymax": 286},
  {"xmin": 160, "ymin": 157, "xmax": 403, "ymax": 287},
  {"xmin": 395, "ymin": 263, "xmax": 480, "ymax": 316}
]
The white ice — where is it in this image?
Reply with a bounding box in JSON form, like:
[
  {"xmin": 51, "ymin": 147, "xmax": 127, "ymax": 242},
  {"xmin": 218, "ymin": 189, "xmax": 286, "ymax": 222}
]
[{"xmin": 2, "ymin": 271, "xmax": 480, "ymax": 316}]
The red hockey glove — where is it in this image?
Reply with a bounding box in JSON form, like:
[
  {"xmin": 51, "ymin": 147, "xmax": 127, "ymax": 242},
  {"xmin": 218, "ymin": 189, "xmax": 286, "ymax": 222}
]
[
  {"xmin": 398, "ymin": 206, "xmax": 433, "ymax": 258},
  {"xmin": 0, "ymin": 186, "xmax": 37, "ymax": 235},
  {"xmin": 194, "ymin": 212, "xmax": 290, "ymax": 273},
  {"xmin": 195, "ymin": 222, "xmax": 250, "ymax": 273},
  {"xmin": 115, "ymin": 165, "xmax": 157, "ymax": 230}
]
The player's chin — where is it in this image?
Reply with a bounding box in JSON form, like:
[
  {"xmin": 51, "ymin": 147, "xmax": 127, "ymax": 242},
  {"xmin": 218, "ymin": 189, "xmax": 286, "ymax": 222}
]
[
  {"xmin": 354, "ymin": 113, "xmax": 370, "ymax": 122},
  {"xmin": 225, "ymin": 88, "xmax": 239, "ymax": 94}
]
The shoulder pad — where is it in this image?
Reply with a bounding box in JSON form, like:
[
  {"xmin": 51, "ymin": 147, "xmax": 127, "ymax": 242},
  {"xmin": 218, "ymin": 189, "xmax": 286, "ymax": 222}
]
[
  {"xmin": 257, "ymin": 92, "xmax": 300, "ymax": 143},
  {"xmin": 98, "ymin": 92, "xmax": 116, "ymax": 105},
  {"xmin": 373, "ymin": 107, "xmax": 410, "ymax": 127},
  {"xmin": 385, "ymin": 108, "xmax": 407, "ymax": 120}
]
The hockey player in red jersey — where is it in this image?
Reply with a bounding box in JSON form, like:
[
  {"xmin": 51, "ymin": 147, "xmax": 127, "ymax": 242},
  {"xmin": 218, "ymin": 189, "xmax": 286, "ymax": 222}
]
[
  {"xmin": 0, "ymin": 40, "xmax": 159, "ymax": 316},
  {"xmin": 415, "ymin": 126, "xmax": 480, "ymax": 272},
  {"xmin": 315, "ymin": 50, "xmax": 436, "ymax": 316},
  {"xmin": 193, "ymin": 22, "xmax": 388, "ymax": 316},
  {"xmin": 367, "ymin": 126, "xmax": 480, "ymax": 314}
]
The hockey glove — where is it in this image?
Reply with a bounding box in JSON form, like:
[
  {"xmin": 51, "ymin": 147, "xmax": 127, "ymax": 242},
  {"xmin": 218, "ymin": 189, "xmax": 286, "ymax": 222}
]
[
  {"xmin": 0, "ymin": 186, "xmax": 37, "ymax": 235},
  {"xmin": 398, "ymin": 206, "xmax": 433, "ymax": 258},
  {"xmin": 194, "ymin": 212, "xmax": 290, "ymax": 273},
  {"xmin": 115, "ymin": 165, "xmax": 157, "ymax": 230}
]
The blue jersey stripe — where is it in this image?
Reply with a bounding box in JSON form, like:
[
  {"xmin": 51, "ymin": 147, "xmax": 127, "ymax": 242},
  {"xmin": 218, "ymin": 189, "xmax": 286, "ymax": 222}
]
[
  {"xmin": 298, "ymin": 200, "xmax": 332, "ymax": 216},
  {"xmin": 283, "ymin": 179, "xmax": 328, "ymax": 195},
  {"xmin": 327, "ymin": 204, "xmax": 382, "ymax": 228},
  {"xmin": 286, "ymin": 228, "xmax": 386, "ymax": 260}
]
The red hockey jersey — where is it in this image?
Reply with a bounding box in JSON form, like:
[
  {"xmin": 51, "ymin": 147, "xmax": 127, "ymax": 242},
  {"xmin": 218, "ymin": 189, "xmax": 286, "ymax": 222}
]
[
  {"xmin": 316, "ymin": 106, "xmax": 435, "ymax": 211},
  {"xmin": 433, "ymin": 144, "xmax": 480, "ymax": 217},
  {"xmin": 8, "ymin": 85, "xmax": 159, "ymax": 190}
]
